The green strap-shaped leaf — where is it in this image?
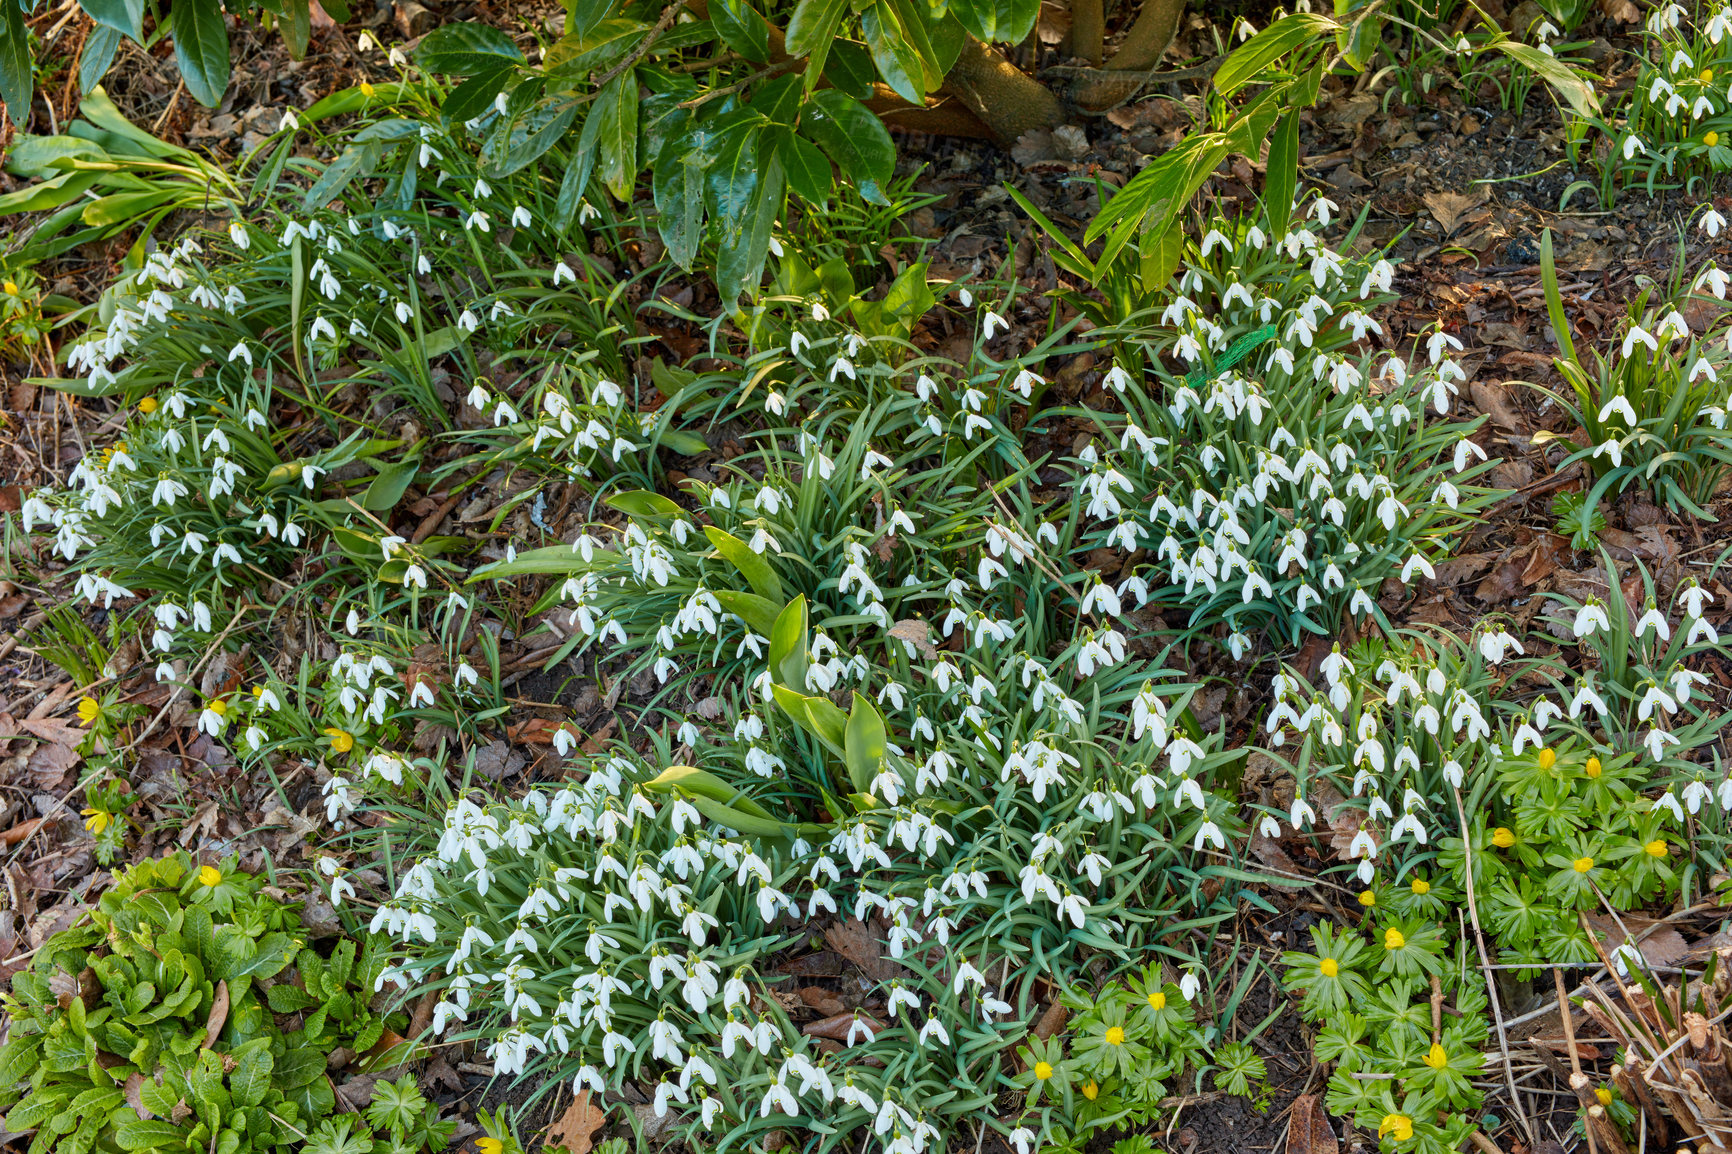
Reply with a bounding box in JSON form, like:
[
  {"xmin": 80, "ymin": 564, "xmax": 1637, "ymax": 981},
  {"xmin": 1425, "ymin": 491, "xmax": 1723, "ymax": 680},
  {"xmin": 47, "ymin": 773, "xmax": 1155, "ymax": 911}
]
[
  {"xmin": 1264, "ymin": 109, "xmax": 1299, "ymax": 237},
  {"xmin": 767, "ymin": 596, "xmax": 809, "ymax": 692},
  {"xmin": 703, "ymin": 526, "xmax": 784, "ymax": 602},
  {"xmin": 712, "ymin": 590, "xmax": 783, "ymax": 637},
  {"xmin": 843, "ymin": 692, "xmax": 887, "ymax": 795}
]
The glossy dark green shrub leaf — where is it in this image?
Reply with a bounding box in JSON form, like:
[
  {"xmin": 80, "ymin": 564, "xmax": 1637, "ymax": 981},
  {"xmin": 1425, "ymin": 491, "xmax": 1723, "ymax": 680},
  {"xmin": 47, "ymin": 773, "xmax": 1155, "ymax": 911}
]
[
  {"xmin": 800, "ymin": 90, "xmax": 894, "ymax": 204},
  {"xmin": 414, "ymin": 22, "xmax": 525, "ymax": 75},
  {"xmin": 170, "ymin": 0, "xmax": 230, "ymax": 107}
]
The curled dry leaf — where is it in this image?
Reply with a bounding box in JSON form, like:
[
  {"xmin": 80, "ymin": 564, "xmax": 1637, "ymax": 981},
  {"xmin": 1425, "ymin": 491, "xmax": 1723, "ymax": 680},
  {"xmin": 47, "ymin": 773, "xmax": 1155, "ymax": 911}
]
[
  {"xmin": 1288, "ymin": 1093, "xmax": 1338, "ymax": 1154},
  {"xmin": 548, "ymin": 1091, "xmax": 608, "ymax": 1154},
  {"xmin": 887, "ymin": 619, "xmax": 938, "ymax": 660},
  {"xmin": 203, "ymin": 979, "xmax": 230, "ymax": 1049}
]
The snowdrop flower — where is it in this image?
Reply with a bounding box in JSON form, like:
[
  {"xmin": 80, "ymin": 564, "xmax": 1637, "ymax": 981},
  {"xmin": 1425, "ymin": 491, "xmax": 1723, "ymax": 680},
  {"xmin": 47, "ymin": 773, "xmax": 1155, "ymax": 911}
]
[
  {"xmin": 1572, "ymin": 598, "xmax": 1611, "ymax": 637},
  {"xmin": 982, "ymin": 310, "xmax": 1008, "ymax": 339},
  {"xmin": 1622, "ymin": 325, "xmax": 1659, "ymax": 356},
  {"xmin": 1636, "ymin": 601, "xmax": 1671, "ymax": 640},
  {"xmin": 1703, "ymin": 207, "xmax": 1729, "ymax": 238},
  {"xmin": 1598, "ymin": 395, "xmax": 1639, "ymax": 425}
]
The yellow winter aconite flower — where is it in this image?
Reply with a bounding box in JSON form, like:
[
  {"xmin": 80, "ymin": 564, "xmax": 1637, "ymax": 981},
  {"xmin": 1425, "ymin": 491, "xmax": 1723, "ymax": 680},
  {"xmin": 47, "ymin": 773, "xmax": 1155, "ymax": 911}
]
[
  {"xmin": 1410, "ymin": 877, "xmax": 1430, "ymax": 895},
  {"xmin": 1384, "ymin": 928, "xmax": 1406, "ymax": 950},
  {"xmin": 198, "ymin": 866, "xmax": 222, "ymax": 887},
  {"xmin": 139, "ymin": 396, "xmax": 158, "ymax": 413},
  {"xmin": 82, "ymin": 807, "xmax": 110, "ymax": 834},
  {"xmin": 207, "ymin": 698, "xmax": 227, "ymax": 717},
  {"xmin": 2, "ymin": 281, "xmax": 16, "ymax": 296},
  {"xmin": 477, "ymin": 1140, "xmax": 504, "ymax": 1154},
  {"xmin": 1379, "ymin": 1114, "xmax": 1414, "ymax": 1141},
  {"xmin": 1147, "ymin": 991, "xmax": 1166, "ymax": 1009},
  {"xmin": 1319, "ymin": 958, "xmax": 1339, "ymax": 978},
  {"xmin": 1537, "ymin": 747, "xmax": 1556, "ymax": 770},
  {"xmin": 360, "ymin": 80, "xmax": 376, "ymax": 97},
  {"xmin": 1585, "ymin": 757, "xmax": 1602, "ymax": 778},
  {"xmin": 1573, "ymin": 856, "xmax": 1594, "ymax": 873},
  {"xmin": 1080, "ymin": 1080, "xmax": 1099, "ymax": 1101},
  {"xmin": 1709, "ymin": 131, "xmax": 1722, "ymax": 147},
  {"xmin": 324, "ymin": 727, "xmax": 355, "ymax": 752},
  {"xmin": 1033, "ymin": 1061, "xmax": 1054, "ymax": 1080},
  {"xmin": 1357, "ymin": 889, "xmax": 1376, "ymax": 907},
  {"xmin": 1491, "ymin": 827, "xmax": 1515, "ymax": 847},
  {"xmin": 77, "ymin": 697, "xmax": 101, "ymax": 725},
  {"xmin": 1596, "ymin": 1086, "xmax": 1613, "ymax": 1106},
  {"xmin": 1646, "ymin": 839, "xmax": 1669, "ymax": 857},
  {"xmin": 1424, "ymin": 1043, "xmax": 1448, "ymax": 1069},
  {"xmin": 1704, "ymin": 69, "xmax": 1715, "ymax": 82},
  {"xmin": 1104, "ymin": 1026, "xmax": 1125, "ymax": 1046}
]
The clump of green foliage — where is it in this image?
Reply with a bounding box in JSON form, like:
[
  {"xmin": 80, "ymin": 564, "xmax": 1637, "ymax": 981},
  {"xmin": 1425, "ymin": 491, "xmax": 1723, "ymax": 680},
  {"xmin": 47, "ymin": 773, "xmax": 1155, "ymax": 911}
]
[
  {"xmin": 1014, "ymin": 964, "xmax": 1210, "ymax": 1150},
  {"xmin": 0, "ymin": 852, "xmax": 408, "ymax": 1154},
  {"xmin": 1283, "ymin": 915, "xmax": 1488, "ymax": 1154},
  {"xmin": 1440, "ymin": 743, "xmax": 1685, "ymax": 973}
]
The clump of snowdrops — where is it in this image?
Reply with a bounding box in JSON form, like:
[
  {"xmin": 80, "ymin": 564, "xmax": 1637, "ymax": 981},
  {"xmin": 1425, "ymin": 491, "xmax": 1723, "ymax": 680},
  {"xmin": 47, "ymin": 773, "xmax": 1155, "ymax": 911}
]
[
  {"xmin": 1537, "ymin": 225, "xmax": 1732, "ymax": 521},
  {"xmin": 16, "ymin": 111, "xmax": 667, "ymax": 766},
  {"xmin": 330, "ymin": 293, "xmax": 1277, "ymax": 1153},
  {"xmin": 1071, "ymin": 196, "xmax": 1501, "ymax": 651},
  {"xmin": 1262, "ymin": 557, "xmax": 1729, "ymax": 893},
  {"xmin": 1599, "ymin": 0, "xmax": 1732, "ymax": 192}
]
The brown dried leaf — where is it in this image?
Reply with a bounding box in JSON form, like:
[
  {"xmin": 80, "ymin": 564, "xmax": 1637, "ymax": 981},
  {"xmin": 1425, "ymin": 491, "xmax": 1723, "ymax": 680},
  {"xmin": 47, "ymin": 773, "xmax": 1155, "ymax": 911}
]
[
  {"xmin": 123, "ymin": 1073, "xmax": 152, "ymax": 1120},
  {"xmin": 1432, "ymin": 552, "xmax": 1498, "ymax": 587},
  {"xmin": 548, "ymin": 1091, "xmax": 608, "ymax": 1154},
  {"xmin": 823, "ymin": 919, "xmax": 907, "ymax": 982},
  {"xmin": 887, "ymin": 619, "xmax": 939, "ymax": 660},
  {"xmin": 1033, "ymin": 1000, "xmax": 1068, "ymax": 1041},
  {"xmin": 334, "ymin": 1073, "xmax": 376, "ymax": 1113},
  {"xmin": 802, "ymin": 1011, "xmax": 885, "ymax": 1044},
  {"xmin": 1423, "ymin": 189, "xmax": 1485, "ymax": 236},
  {"xmin": 203, "ymin": 980, "xmax": 230, "ymax": 1049},
  {"xmin": 505, "ymin": 718, "xmax": 562, "ymax": 745},
  {"xmin": 797, "ymin": 986, "xmax": 846, "ymax": 1017},
  {"xmin": 1289, "ymin": 1094, "xmax": 1338, "ymax": 1154},
  {"xmin": 1475, "ymin": 559, "xmax": 1525, "ymax": 605},
  {"xmin": 1584, "ymin": 913, "xmax": 1689, "ymax": 968},
  {"xmin": 1249, "ymin": 830, "xmax": 1301, "ymax": 874},
  {"xmin": 1469, "ymin": 381, "xmax": 1525, "ymax": 431}
]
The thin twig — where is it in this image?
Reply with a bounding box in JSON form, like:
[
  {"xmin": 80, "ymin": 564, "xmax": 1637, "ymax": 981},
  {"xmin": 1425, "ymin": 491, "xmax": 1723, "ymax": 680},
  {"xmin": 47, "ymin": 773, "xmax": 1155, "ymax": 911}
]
[
  {"xmin": 594, "ymin": 0, "xmax": 688, "ymax": 90},
  {"xmin": 678, "ymin": 57, "xmax": 801, "ymax": 109},
  {"xmin": 1455, "ymin": 785, "xmax": 1535, "ymax": 1147},
  {"xmin": 1557, "ymin": 966, "xmax": 1598, "ymax": 1154}
]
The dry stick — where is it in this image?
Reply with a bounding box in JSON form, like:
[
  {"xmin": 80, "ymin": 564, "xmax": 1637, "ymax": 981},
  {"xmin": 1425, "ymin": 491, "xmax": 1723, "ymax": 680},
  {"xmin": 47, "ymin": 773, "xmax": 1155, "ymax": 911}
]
[
  {"xmin": 987, "ymin": 491, "xmax": 1099, "ymax": 626},
  {"xmin": 1467, "ymin": 1132, "xmax": 1506, "ymax": 1154},
  {"xmin": 1557, "ymin": 966, "xmax": 1599, "ymax": 1154},
  {"xmin": 593, "ymin": 0, "xmax": 688, "ymax": 90},
  {"xmin": 120, "ymin": 603, "xmax": 260, "ymax": 755},
  {"xmin": 1454, "ymin": 785, "xmax": 1535, "ymax": 1148},
  {"xmin": 0, "ymin": 610, "xmax": 48, "ymax": 663},
  {"xmin": 678, "ymin": 57, "xmax": 802, "ymax": 110}
]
